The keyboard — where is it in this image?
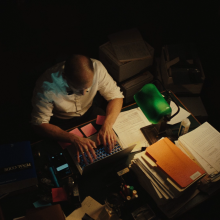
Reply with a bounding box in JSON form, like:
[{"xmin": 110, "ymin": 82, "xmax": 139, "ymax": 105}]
[
  {"xmin": 67, "ymin": 133, "xmax": 135, "ymax": 175},
  {"xmin": 78, "ymin": 142, "xmax": 123, "ymax": 170}
]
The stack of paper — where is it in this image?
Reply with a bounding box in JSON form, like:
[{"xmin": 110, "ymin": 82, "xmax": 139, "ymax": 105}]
[
  {"xmin": 113, "ymin": 108, "xmax": 151, "ymax": 152},
  {"xmin": 177, "ymin": 122, "xmax": 220, "ymax": 183},
  {"xmin": 129, "ymin": 138, "xmax": 206, "ymax": 205},
  {"xmin": 108, "ymin": 28, "xmax": 151, "ymax": 62}
]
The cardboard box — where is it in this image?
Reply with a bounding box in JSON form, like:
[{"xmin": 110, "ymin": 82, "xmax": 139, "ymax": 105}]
[
  {"xmin": 99, "ymin": 41, "xmax": 154, "ymax": 82},
  {"xmin": 120, "ymin": 71, "xmax": 154, "ymax": 104},
  {"xmin": 160, "ymin": 46, "xmax": 205, "ymax": 95}
]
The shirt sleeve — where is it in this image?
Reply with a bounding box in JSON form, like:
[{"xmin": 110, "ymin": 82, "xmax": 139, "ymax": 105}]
[
  {"xmin": 96, "ymin": 60, "xmax": 124, "ymax": 101},
  {"xmin": 31, "ymin": 87, "xmax": 54, "ymax": 126}
]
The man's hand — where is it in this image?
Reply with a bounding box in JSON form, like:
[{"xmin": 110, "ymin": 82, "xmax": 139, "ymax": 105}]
[
  {"xmin": 71, "ymin": 135, "xmax": 97, "ymax": 165},
  {"xmin": 96, "ymin": 123, "xmax": 117, "ymax": 153}
]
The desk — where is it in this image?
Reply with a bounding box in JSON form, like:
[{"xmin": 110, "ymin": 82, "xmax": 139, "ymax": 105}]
[{"xmin": 0, "ymin": 91, "xmax": 219, "ymax": 220}]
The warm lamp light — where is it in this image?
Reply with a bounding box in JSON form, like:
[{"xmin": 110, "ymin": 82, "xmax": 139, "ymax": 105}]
[{"xmin": 134, "ymin": 83, "xmax": 179, "ymax": 145}]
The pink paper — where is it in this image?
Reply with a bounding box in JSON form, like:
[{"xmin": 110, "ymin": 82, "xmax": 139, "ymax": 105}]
[
  {"xmin": 52, "ymin": 187, "xmax": 68, "ymax": 202},
  {"xmin": 58, "ymin": 128, "xmax": 84, "ymax": 149},
  {"xmin": 81, "ymin": 123, "xmax": 97, "ymax": 137},
  {"xmin": 96, "ymin": 115, "xmax": 106, "ymax": 125}
]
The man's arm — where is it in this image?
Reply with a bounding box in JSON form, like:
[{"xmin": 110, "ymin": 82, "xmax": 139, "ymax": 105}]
[
  {"xmin": 32, "ymin": 124, "xmax": 97, "ymax": 164},
  {"xmin": 96, "ymin": 98, "xmax": 123, "ymax": 152}
]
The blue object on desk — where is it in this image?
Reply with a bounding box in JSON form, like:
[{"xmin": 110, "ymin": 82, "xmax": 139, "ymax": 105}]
[
  {"xmin": 49, "ymin": 167, "xmax": 60, "ymax": 187},
  {"xmin": 33, "ymin": 200, "xmax": 52, "ymax": 208}
]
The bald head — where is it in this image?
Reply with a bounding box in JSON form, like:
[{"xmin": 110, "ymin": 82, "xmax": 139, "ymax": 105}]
[{"xmin": 64, "ymin": 54, "xmax": 94, "ymax": 87}]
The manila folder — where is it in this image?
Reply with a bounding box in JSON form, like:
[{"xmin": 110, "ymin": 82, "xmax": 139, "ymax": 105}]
[{"xmin": 145, "ymin": 138, "xmax": 206, "ymax": 188}]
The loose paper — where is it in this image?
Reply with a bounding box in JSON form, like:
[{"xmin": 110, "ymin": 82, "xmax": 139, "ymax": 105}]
[
  {"xmin": 113, "ymin": 108, "xmax": 150, "ymax": 149},
  {"xmin": 66, "ymin": 196, "xmax": 104, "ymax": 220},
  {"xmin": 167, "ymin": 101, "xmax": 191, "ymax": 125},
  {"xmin": 179, "ymin": 122, "xmax": 220, "ymax": 172}
]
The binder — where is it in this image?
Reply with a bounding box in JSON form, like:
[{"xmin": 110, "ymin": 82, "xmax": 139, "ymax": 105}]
[{"xmin": 145, "ymin": 138, "xmax": 206, "ymax": 188}]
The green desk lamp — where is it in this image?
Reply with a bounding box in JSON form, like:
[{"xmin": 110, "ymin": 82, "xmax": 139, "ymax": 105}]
[{"xmin": 134, "ymin": 83, "xmax": 179, "ymax": 145}]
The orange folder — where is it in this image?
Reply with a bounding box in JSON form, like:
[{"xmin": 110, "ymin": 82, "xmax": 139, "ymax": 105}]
[{"xmin": 145, "ymin": 138, "xmax": 206, "ymax": 188}]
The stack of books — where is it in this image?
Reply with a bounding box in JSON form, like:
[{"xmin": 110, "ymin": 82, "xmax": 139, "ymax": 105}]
[
  {"xmin": 130, "ymin": 138, "xmax": 206, "ymax": 205},
  {"xmin": 130, "ymin": 122, "xmax": 220, "ymax": 217}
]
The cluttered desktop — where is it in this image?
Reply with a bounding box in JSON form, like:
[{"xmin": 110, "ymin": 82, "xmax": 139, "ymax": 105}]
[{"xmin": 1, "ymin": 88, "xmax": 220, "ymax": 220}]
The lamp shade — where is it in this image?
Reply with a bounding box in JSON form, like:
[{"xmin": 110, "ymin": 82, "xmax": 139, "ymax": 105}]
[{"xmin": 134, "ymin": 84, "xmax": 172, "ymax": 124}]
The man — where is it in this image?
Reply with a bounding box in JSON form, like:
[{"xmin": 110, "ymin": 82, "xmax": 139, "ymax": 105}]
[{"xmin": 31, "ymin": 54, "xmax": 124, "ymax": 164}]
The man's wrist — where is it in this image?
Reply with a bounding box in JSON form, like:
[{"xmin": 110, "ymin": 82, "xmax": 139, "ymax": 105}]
[
  {"xmin": 103, "ymin": 120, "xmax": 114, "ymax": 129},
  {"xmin": 68, "ymin": 133, "xmax": 79, "ymax": 144}
]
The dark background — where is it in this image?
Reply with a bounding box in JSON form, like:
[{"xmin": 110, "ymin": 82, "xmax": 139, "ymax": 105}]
[{"xmin": 0, "ymin": 0, "xmax": 220, "ymax": 219}]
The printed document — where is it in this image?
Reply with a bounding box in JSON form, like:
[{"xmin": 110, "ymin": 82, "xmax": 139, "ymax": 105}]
[
  {"xmin": 179, "ymin": 122, "xmax": 220, "ymax": 171},
  {"xmin": 113, "ymin": 108, "xmax": 151, "ymax": 151}
]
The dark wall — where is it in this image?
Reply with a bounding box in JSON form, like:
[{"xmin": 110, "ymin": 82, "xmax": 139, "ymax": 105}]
[{"xmin": 0, "ymin": 0, "xmax": 220, "ymax": 143}]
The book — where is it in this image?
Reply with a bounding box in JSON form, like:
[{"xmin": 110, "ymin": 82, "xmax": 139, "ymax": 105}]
[
  {"xmin": 0, "ymin": 141, "xmax": 38, "ymax": 194},
  {"xmin": 145, "ymin": 138, "xmax": 206, "ymax": 188}
]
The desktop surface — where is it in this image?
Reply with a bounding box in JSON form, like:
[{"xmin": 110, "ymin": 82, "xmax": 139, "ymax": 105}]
[{"xmin": 1, "ymin": 91, "xmax": 219, "ymax": 220}]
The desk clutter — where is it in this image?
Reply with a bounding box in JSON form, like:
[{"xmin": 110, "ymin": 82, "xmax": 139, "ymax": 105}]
[
  {"xmin": 2, "ymin": 95, "xmax": 220, "ymax": 219},
  {"xmin": 129, "ymin": 121, "xmax": 220, "ymax": 218}
]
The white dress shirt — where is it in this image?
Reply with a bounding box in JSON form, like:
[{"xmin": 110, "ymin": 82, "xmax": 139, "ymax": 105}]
[{"xmin": 31, "ymin": 59, "xmax": 124, "ymax": 125}]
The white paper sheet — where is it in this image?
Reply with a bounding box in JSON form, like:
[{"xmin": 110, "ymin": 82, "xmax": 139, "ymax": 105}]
[
  {"xmin": 66, "ymin": 196, "xmax": 104, "ymax": 220},
  {"xmin": 179, "ymin": 122, "xmax": 220, "ymax": 171},
  {"xmin": 113, "ymin": 108, "xmax": 150, "ymax": 150},
  {"xmin": 167, "ymin": 101, "xmax": 191, "ymax": 125}
]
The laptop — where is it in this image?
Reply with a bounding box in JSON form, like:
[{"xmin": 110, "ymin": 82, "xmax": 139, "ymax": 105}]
[{"xmin": 67, "ymin": 133, "xmax": 136, "ymax": 175}]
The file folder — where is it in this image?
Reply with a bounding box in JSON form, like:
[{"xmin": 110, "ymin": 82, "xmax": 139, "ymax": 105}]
[{"xmin": 145, "ymin": 138, "xmax": 206, "ymax": 188}]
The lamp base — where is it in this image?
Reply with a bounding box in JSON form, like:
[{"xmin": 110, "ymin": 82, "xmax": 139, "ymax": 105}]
[
  {"xmin": 140, "ymin": 122, "xmax": 176, "ymax": 145},
  {"xmin": 140, "ymin": 125, "xmax": 164, "ymax": 145}
]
